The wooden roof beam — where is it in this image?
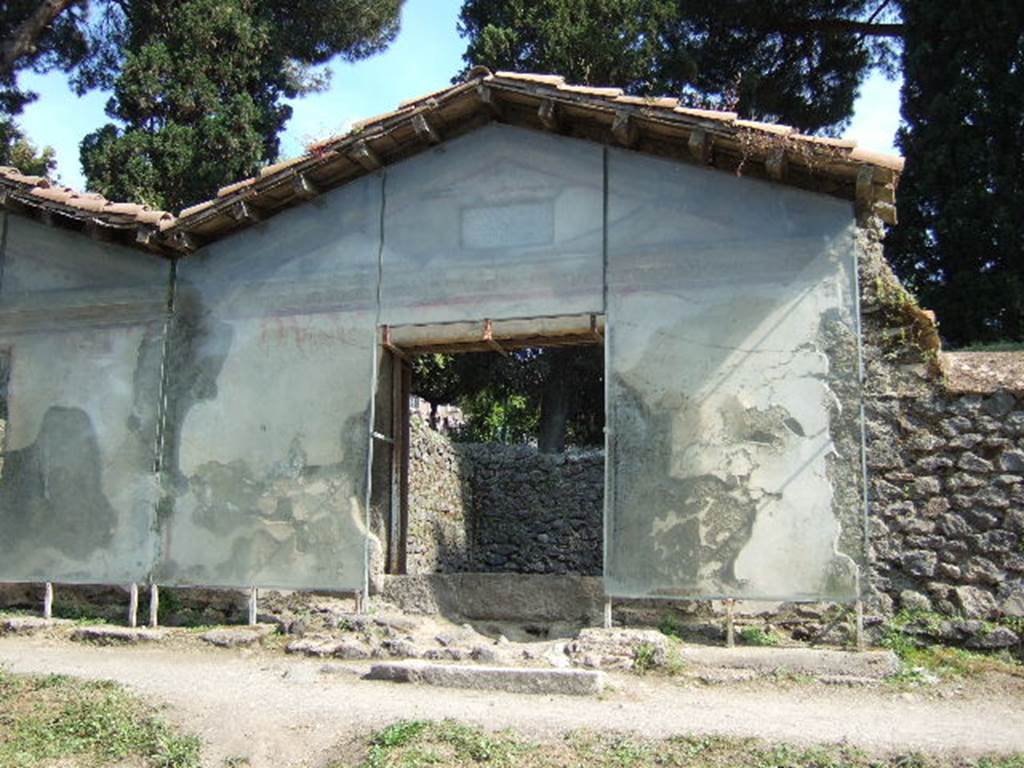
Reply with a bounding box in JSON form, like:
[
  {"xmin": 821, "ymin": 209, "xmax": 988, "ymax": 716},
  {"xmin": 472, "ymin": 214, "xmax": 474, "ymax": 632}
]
[
  {"xmin": 231, "ymin": 199, "xmax": 260, "ymax": 223},
  {"xmin": 688, "ymin": 129, "xmax": 712, "ymax": 164},
  {"xmin": 476, "ymin": 83, "xmax": 503, "ymax": 119},
  {"xmin": 168, "ymin": 229, "xmax": 197, "ymax": 253},
  {"xmin": 538, "ymin": 99, "xmax": 561, "ymax": 131},
  {"xmin": 291, "ymin": 172, "xmax": 318, "ymax": 200},
  {"xmin": 766, "ymin": 147, "xmax": 788, "ymax": 182},
  {"xmin": 348, "ymin": 140, "xmax": 382, "ymax": 171},
  {"xmin": 412, "ymin": 112, "xmax": 441, "ymax": 145},
  {"xmin": 611, "ymin": 111, "xmax": 638, "ymax": 147}
]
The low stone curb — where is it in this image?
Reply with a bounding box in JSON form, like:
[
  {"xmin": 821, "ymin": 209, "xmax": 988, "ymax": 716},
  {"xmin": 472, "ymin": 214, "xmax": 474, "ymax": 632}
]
[
  {"xmin": 366, "ymin": 661, "xmax": 605, "ymax": 696},
  {"xmin": 0, "ymin": 617, "xmax": 70, "ymax": 636},
  {"xmin": 677, "ymin": 646, "xmax": 900, "ymax": 679},
  {"xmin": 71, "ymin": 625, "xmax": 165, "ymax": 645}
]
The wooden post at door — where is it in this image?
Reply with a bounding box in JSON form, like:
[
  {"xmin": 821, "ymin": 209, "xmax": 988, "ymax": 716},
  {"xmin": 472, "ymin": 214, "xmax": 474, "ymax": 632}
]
[{"xmin": 387, "ymin": 356, "xmax": 411, "ymax": 575}]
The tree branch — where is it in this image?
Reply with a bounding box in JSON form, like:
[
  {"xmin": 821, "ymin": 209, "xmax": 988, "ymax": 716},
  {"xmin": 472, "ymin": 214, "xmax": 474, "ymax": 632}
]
[
  {"xmin": 779, "ymin": 19, "xmax": 906, "ymax": 39},
  {"xmin": 1, "ymin": 0, "xmax": 78, "ymax": 77}
]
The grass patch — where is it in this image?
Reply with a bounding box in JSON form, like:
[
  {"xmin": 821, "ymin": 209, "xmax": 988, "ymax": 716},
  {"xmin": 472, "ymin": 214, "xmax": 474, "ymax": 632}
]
[
  {"xmin": 0, "ymin": 667, "xmax": 201, "ymax": 768},
  {"xmin": 357, "ymin": 720, "xmax": 529, "ymax": 768},
  {"xmin": 337, "ymin": 721, "xmax": 1024, "ymax": 768}
]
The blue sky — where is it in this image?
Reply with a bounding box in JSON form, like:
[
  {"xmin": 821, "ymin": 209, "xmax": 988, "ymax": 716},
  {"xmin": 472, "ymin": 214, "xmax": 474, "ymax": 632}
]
[{"xmin": 17, "ymin": 0, "xmax": 901, "ymax": 192}]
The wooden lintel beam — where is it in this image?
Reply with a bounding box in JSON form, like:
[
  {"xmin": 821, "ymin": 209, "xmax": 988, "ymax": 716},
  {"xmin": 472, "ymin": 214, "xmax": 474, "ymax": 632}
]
[
  {"xmin": 349, "ymin": 140, "xmax": 382, "ymax": 171},
  {"xmin": 231, "ymin": 200, "xmax": 259, "ymax": 223},
  {"xmin": 611, "ymin": 111, "xmax": 638, "ymax": 147},
  {"xmin": 482, "ymin": 319, "xmax": 509, "ymax": 357},
  {"xmin": 688, "ymin": 129, "xmax": 712, "ymax": 164},
  {"xmin": 476, "ymin": 83, "xmax": 503, "ymax": 118},
  {"xmin": 589, "ymin": 314, "xmax": 604, "ymax": 342},
  {"xmin": 766, "ymin": 147, "xmax": 788, "ymax": 182},
  {"xmin": 291, "ymin": 172, "xmax": 318, "ymax": 200},
  {"xmin": 382, "ymin": 325, "xmax": 411, "ymax": 362},
  {"xmin": 412, "ymin": 113, "xmax": 441, "ymax": 145},
  {"xmin": 538, "ymin": 99, "xmax": 561, "ymax": 131}
]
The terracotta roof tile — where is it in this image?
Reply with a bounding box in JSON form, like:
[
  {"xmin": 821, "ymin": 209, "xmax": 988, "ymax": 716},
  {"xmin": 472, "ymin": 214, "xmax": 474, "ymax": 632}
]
[
  {"xmin": 0, "ymin": 71, "xmax": 905, "ymax": 253},
  {"xmin": 673, "ymin": 106, "xmax": 738, "ymax": 122},
  {"xmin": 178, "ymin": 198, "xmax": 218, "ymax": 219},
  {"xmin": 0, "ymin": 166, "xmax": 176, "ymax": 241},
  {"xmin": 216, "ymin": 177, "xmax": 255, "ymax": 198},
  {"xmin": 613, "ymin": 94, "xmax": 680, "ymax": 109},
  {"xmin": 851, "ymin": 145, "xmax": 904, "ymax": 172},
  {"xmin": 494, "ymin": 71, "xmax": 566, "ymax": 86},
  {"xmin": 792, "ymin": 133, "xmax": 858, "ymax": 149},
  {"xmin": 258, "ymin": 156, "xmax": 306, "ymax": 178},
  {"xmin": 734, "ymin": 119, "xmax": 795, "ymax": 136},
  {"xmin": 558, "ymin": 84, "xmax": 624, "ymax": 97}
]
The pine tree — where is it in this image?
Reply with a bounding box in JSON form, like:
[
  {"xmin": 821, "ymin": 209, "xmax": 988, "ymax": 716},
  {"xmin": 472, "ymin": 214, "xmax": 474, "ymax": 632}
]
[{"xmin": 886, "ymin": 0, "xmax": 1024, "ymax": 345}]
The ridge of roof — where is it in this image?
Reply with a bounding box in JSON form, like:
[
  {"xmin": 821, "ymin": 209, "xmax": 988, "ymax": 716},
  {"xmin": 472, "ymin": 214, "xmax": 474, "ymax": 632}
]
[{"xmin": 0, "ymin": 69, "xmax": 904, "ymax": 256}]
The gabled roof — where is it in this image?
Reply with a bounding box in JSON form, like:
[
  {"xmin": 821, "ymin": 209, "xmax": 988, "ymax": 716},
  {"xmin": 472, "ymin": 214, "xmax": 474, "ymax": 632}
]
[{"xmin": 0, "ymin": 68, "xmax": 903, "ymax": 257}]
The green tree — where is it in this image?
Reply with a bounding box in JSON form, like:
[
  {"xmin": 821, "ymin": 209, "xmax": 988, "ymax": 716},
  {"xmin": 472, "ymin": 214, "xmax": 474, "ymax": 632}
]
[
  {"xmin": 459, "ymin": 0, "xmax": 902, "ymax": 133},
  {"xmin": 79, "ymin": 0, "xmax": 402, "ymax": 210},
  {"xmin": 412, "ymin": 346, "xmax": 604, "ymax": 451},
  {"xmin": 460, "ymin": 0, "xmax": 1024, "ymax": 345},
  {"xmin": 885, "ymin": 1, "xmax": 1024, "ymax": 346},
  {"xmin": 0, "ymin": 1, "xmax": 401, "ymax": 202},
  {"xmin": 0, "ymin": 118, "xmax": 55, "ymax": 176},
  {"xmin": 0, "ymin": 0, "xmax": 90, "ymax": 174}
]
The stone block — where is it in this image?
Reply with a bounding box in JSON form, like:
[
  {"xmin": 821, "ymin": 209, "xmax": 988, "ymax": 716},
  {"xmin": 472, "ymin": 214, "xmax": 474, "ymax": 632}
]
[
  {"xmin": 366, "ymin": 661, "xmax": 605, "ymax": 696},
  {"xmin": 953, "ymin": 586, "xmax": 998, "ymax": 619},
  {"xmin": 982, "ymin": 391, "xmax": 1017, "ymax": 417},
  {"xmin": 957, "ymin": 452, "xmax": 995, "ymax": 473},
  {"xmin": 1000, "ymin": 449, "xmax": 1024, "ymax": 473},
  {"xmin": 997, "ymin": 581, "xmax": 1024, "ymax": 617},
  {"xmin": 900, "ymin": 550, "xmax": 937, "ymax": 578},
  {"xmin": 899, "ymin": 590, "xmax": 932, "ymax": 612},
  {"xmin": 199, "ymin": 625, "xmax": 275, "ymax": 648},
  {"xmin": 568, "ymin": 627, "xmax": 669, "ymax": 670}
]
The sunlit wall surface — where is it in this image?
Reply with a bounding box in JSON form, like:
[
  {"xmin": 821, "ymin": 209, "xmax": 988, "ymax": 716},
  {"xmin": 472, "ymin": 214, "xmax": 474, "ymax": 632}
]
[
  {"xmin": 0, "ymin": 126, "xmax": 867, "ymax": 600},
  {"xmin": 604, "ymin": 150, "xmax": 865, "ymax": 601},
  {"xmin": 154, "ymin": 177, "xmax": 381, "ymax": 590},
  {"xmin": 0, "ymin": 215, "xmax": 169, "ymax": 583},
  {"xmin": 380, "ymin": 124, "xmax": 604, "ymax": 325}
]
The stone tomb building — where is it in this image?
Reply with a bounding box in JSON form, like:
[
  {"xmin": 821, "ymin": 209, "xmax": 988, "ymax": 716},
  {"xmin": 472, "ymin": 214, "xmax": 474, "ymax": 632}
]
[{"xmin": 0, "ymin": 70, "xmax": 1017, "ymax": 633}]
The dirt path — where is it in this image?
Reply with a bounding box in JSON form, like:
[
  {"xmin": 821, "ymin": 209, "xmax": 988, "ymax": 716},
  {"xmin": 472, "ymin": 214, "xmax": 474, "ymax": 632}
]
[{"xmin": 1, "ymin": 636, "xmax": 1022, "ymax": 768}]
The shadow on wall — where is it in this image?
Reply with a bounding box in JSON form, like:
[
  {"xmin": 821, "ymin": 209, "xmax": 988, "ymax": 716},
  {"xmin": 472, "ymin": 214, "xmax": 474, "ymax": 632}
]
[{"xmin": 0, "ymin": 407, "xmax": 116, "ymax": 574}]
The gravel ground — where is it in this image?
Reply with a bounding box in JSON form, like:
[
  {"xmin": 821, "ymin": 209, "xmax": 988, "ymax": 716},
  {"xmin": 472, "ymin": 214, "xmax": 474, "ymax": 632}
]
[{"xmin": 0, "ymin": 635, "xmax": 1022, "ymax": 768}]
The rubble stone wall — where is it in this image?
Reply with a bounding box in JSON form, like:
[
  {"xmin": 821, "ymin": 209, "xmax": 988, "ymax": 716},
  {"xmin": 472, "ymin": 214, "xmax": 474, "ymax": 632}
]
[{"xmin": 406, "ymin": 417, "xmax": 603, "ymax": 575}]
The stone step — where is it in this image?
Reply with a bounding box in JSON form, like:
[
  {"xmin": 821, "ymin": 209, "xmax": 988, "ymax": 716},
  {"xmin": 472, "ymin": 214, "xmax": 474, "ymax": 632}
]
[
  {"xmin": 367, "ymin": 661, "xmax": 605, "ymax": 696},
  {"xmin": 677, "ymin": 646, "xmax": 900, "ymax": 680}
]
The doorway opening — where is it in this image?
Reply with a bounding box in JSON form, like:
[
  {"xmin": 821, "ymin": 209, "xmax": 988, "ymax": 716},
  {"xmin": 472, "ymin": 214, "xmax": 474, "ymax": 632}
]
[{"xmin": 374, "ymin": 314, "xmax": 605, "ymax": 579}]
